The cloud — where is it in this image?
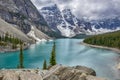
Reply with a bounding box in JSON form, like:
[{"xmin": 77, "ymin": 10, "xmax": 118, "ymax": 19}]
[{"xmin": 31, "ymin": 0, "xmax": 120, "ymax": 20}]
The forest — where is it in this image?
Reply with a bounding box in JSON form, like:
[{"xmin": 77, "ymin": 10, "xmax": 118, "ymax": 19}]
[
  {"xmin": 0, "ymin": 32, "xmax": 22, "ymax": 49},
  {"xmin": 84, "ymin": 31, "xmax": 120, "ymax": 49}
]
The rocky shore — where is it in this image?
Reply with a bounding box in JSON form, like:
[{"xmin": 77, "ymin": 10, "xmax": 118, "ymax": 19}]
[
  {"xmin": 0, "ymin": 65, "xmax": 107, "ymax": 80},
  {"xmin": 0, "ymin": 39, "xmax": 52, "ymax": 53},
  {"xmin": 0, "ymin": 43, "xmax": 30, "ymax": 53},
  {"xmin": 81, "ymin": 42, "xmax": 120, "ymax": 54}
]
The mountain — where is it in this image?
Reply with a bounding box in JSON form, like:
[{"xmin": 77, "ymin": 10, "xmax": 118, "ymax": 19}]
[
  {"xmin": 1, "ymin": 0, "xmax": 120, "ymax": 38},
  {"xmin": 40, "ymin": 4, "xmax": 87, "ymax": 37},
  {"xmin": 0, "ymin": 18, "xmax": 30, "ymax": 42},
  {"xmin": 40, "ymin": 4, "xmax": 120, "ymax": 37},
  {"xmin": 0, "ymin": 0, "xmax": 51, "ymax": 40},
  {"xmin": 89, "ymin": 17, "xmax": 120, "ymax": 34}
]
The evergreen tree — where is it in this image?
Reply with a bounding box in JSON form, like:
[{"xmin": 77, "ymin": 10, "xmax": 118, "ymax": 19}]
[
  {"xmin": 83, "ymin": 31, "xmax": 120, "ymax": 49},
  {"xmin": 18, "ymin": 44, "xmax": 24, "ymax": 68},
  {"xmin": 43, "ymin": 59, "xmax": 47, "ymax": 70},
  {"xmin": 5, "ymin": 32, "xmax": 9, "ymax": 42},
  {"xmin": 50, "ymin": 42, "xmax": 57, "ymax": 66}
]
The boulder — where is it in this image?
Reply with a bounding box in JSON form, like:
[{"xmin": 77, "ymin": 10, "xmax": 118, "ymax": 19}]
[
  {"xmin": 75, "ymin": 66, "xmax": 96, "ymax": 76},
  {"xmin": 44, "ymin": 65, "xmax": 96, "ymax": 80}
]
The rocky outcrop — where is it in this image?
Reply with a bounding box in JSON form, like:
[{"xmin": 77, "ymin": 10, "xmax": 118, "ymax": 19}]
[
  {"xmin": 0, "ymin": 69, "xmax": 43, "ymax": 80},
  {"xmin": 19, "ymin": 72, "xmax": 43, "ymax": 80},
  {"xmin": 0, "ymin": 65, "xmax": 107, "ymax": 80},
  {"xmin": 2, "ymin": 71, "xmax": 18, "ymax": 80},
  {"xmin": 43, "ymin": 65, "xmax": 97, "ymax": 80}
]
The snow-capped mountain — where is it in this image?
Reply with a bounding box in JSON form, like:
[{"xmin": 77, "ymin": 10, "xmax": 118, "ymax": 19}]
[
  {"xmin": 88, "ymin": 17, "xmax": 120, "ymax": 34},
  {"xmin": 40, "ymin": 4, "xmax": 87, "ymax": 37},
  {"xmin": 40, "ymin": 4, "xmax": 120, "ymax": 37}
]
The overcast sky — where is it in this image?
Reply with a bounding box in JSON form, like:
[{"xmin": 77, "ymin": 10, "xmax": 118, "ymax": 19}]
[{"xmin": 31, "ymin": 0, "xmax": 120, "ymax": 20}]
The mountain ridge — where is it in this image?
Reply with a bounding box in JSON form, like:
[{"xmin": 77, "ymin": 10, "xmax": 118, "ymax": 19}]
[
  {"xmin": 39, "ymin": 4, "xmax": 120, "ymax": 37},
  {"xmin": 0, "ymin": 0, "xmax": 52, "ymax": 40}
]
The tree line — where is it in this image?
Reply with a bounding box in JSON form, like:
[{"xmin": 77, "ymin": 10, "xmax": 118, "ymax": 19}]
[
  {"xmin": 0, "ymin": 32, "xmax": 22, "ymax": 49},
  {"xmin": 84, "ymin": 31, "xmax": 120, "ymax": 49}
]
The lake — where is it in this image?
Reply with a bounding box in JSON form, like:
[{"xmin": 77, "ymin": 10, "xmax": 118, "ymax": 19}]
[{"xmin": 0, "ymin": 39, "xmax": 120, "ymax": 80}]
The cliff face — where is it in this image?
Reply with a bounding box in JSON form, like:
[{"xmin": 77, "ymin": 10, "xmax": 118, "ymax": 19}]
[{"xmin": 0, "ymin": 0, "xmax": 49, "ymax": 34}]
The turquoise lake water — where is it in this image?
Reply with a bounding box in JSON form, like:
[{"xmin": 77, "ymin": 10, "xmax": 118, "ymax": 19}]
[{"xmin": 0, "ymin": 39, "xmax": 120, "ymax": 80}]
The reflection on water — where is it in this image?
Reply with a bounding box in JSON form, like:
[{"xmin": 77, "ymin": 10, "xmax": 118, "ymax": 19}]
[{"xmin": 0, "ymin": 39, "xmax": 120, "ymax": 80}]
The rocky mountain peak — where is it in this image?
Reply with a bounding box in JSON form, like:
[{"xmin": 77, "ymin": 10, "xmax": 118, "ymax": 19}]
[
  {"xmin": 40, "ymin": 4, "xmax": 120, "ymax": 37},
  {"xmin": 40, "ymin": 4, "xmax": 87, "ymax": 37},
  {"xmin": 0, "ymin": 0, "xmax": 48, "ymax": 34},
  {"xmin": 0, "ymin": 0, "xmax": 18, "ymax": 12}
]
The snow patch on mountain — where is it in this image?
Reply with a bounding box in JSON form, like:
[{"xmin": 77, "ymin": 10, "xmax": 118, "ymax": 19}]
[
  {"xmin": 86, "ymin": 26, "xmax": 120, "ymax": 35},
  {"xmin": 40, "ymin": 4, "xmax": 120, "ymax": 37},
  {"xmin": 57, "ymin": 10, "xmax": 76, "ymax": 37},
  {"xmin": 57, "ymin": 24, "xmax": 75, "ymax": 37},
  {"xmin": 27, "ymin": 26, "xmax": 41, "ymax": 41},
  {"xmin": 27, "ymin": 26, "xmax": 47, "ymax": 42}
]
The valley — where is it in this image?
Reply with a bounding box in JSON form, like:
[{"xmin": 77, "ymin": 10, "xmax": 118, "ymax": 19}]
[{"xmin": 0, "ymin": 0, "xmax": 120, "ymax": 80}]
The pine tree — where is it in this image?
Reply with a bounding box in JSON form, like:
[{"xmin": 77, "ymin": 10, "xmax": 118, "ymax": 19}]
[
  {"xmin": 50, "ymin": 42, "xmax": 57, "ymax": 66},
  {"xmin": 18, "ymin": 44, "xmax": 24, "ymax": 68},
  {"xmin": 5, "ymin": 32, "xmax": 9, "ymax": 42},
  {"xmin": 43, "ymin": 59, "xmax": 47, "ymax": 70}
]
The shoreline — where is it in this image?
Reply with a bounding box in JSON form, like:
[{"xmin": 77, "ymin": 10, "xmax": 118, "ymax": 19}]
[
  {"xmin": 0, "ymin": 39, "xmax": 53, "ymax": 53},
  {"xmin": 81, "ymin": 41, "xmax": 120, "ymax": 70},
  {"xmin": 81, "ymin": 42, "xmax": 120, "ymax": 54},
  {"xmin": 0, "ymin": 44, "xmax": 30, "ymax": 53}
]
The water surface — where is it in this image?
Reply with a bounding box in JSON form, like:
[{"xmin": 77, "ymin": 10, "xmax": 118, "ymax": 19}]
[{"xmin": 0, "ymin": 39, "xmax": 120, "ymax": 80}]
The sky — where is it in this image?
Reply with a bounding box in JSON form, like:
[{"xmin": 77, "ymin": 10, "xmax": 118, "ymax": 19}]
[{"xmin": 31, "ymin": 0, "xmax": 120, "ymax": 20}]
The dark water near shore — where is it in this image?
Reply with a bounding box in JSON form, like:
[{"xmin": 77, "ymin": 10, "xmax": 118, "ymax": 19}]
[{"xmin": 0, "ymin": 39, "xmax": 120, "ymax": 80}]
